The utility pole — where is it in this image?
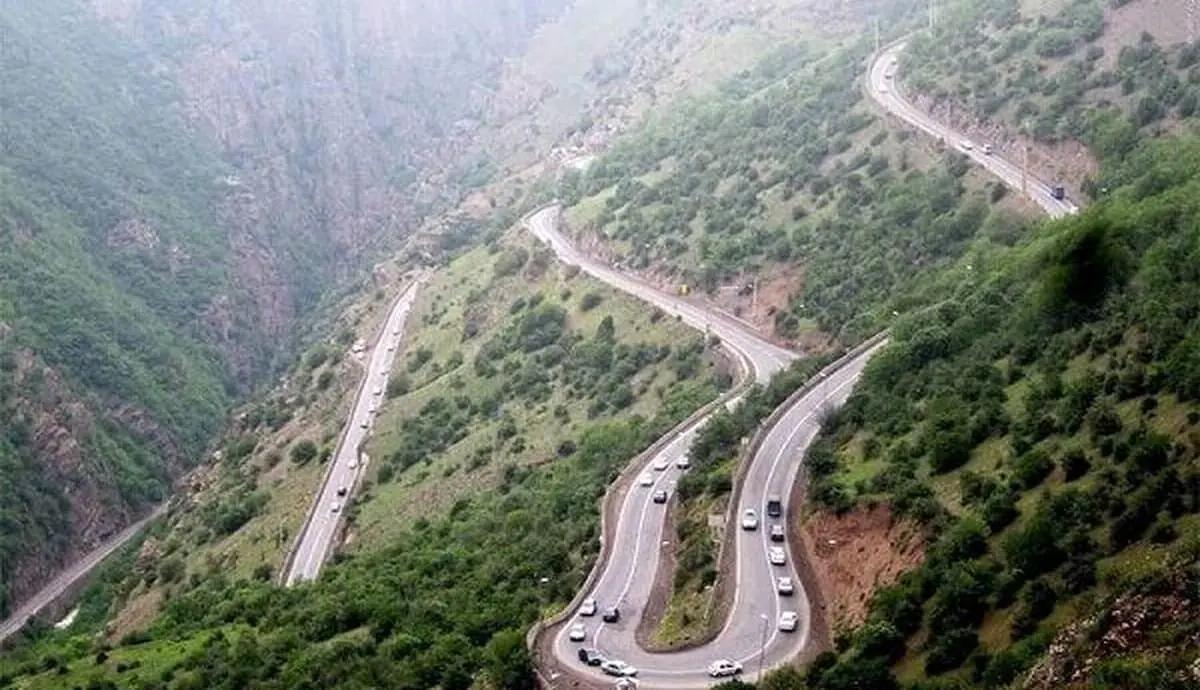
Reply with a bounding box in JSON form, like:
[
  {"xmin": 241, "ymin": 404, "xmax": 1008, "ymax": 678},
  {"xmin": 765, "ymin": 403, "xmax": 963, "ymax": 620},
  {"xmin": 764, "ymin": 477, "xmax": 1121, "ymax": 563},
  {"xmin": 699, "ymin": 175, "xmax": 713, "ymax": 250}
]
[{"xmin": 1021, "ymin": 144, "xmax": 1029, "ymax": 195}]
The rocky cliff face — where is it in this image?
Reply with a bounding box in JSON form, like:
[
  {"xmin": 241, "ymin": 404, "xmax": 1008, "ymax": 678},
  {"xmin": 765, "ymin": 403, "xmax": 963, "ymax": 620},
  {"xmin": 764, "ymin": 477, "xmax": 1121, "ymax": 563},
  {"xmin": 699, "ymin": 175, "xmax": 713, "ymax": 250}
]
[{"xmin": 89, "ymin": 1, "xmax": 575, "ymax": 363}]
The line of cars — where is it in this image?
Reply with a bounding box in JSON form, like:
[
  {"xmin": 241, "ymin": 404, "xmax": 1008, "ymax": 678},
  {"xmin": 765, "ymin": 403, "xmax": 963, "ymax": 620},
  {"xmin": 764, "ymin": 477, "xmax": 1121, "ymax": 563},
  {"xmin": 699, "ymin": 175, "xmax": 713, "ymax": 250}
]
[
  {"xmin": 571, "ymin": 598, "xmax": 639, "ymax": 677},
  {"xmin": 741, "ymin": 496, "xmax": 800, "ymax": 632}
]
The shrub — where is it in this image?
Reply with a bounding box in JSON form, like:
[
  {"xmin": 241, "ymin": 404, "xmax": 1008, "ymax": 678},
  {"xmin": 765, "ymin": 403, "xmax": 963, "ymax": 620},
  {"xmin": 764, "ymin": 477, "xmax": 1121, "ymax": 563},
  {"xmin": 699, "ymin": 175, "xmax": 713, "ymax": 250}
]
[
  {"xmin": 290, "ymin": 440, "xmax": 319, "ymax": 465},
  {"xmin": 579, "ymin": 292, "xmax": 603, "ymax": 311}
]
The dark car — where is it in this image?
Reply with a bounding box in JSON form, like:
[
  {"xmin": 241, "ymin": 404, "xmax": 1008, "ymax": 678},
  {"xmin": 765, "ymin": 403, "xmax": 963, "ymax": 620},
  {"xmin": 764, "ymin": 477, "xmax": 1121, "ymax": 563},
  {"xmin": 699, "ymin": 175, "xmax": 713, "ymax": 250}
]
[
  {"xmin": 652, "ymin": 489, "xmax": 668, "ymax": 504},
  {"xmin": 770, "ymin": 524, "xmax": 785, "ymax": 542},
  {"xmin": 602, "ymin": 607, "xmax": 620, "ymax": 623},
  {"xmin": 766, "ymin": 495, "xmax": 783, "ymax": 518},
  {"xmin": 578, "ymin": 648, "xmax": 605, "ymax": 666}
]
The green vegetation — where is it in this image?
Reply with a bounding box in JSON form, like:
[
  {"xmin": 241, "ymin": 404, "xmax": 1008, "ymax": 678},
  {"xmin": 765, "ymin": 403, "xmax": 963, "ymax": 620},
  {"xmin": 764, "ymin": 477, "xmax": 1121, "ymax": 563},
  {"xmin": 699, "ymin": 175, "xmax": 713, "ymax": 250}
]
[
  {"xmin": 783, "ymin": 135, "xmax": 1200, "ymax": 688},
  {"xmin": 560, "ymin": 9, "xmax": 1013, "ymax": 342},
  {"xmin": 905, "ymin": 0, "xmax": 1200, "ymax": 154},
  {"xmin": 0, "ymin": 370, "xmax": 714, "ymax": 690},
  {"xmin": 354, "ymin": 231, "xmax": 725, "ymax": 547},
  {"xmin": 0, "ymin": 0, "xmax": 238, "ymax": 613}
]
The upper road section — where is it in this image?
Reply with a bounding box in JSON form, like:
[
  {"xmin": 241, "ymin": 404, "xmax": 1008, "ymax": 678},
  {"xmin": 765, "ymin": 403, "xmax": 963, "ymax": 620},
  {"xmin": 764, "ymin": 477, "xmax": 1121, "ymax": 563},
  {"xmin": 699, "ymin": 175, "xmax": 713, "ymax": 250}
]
[
  {"xmin": 867, "ymin": 41, "xmax": 1080, "ymax": 219},
  {"xmin": 526, "ymin": 207, "xmax": 795, "ymax": 384}
]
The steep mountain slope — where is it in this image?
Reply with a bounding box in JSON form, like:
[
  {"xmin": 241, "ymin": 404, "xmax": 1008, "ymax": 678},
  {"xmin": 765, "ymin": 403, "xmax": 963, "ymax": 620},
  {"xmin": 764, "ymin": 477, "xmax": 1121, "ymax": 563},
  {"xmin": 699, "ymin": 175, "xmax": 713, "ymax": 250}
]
[{"xmin": 0, "ymin": 0, "xmax": 577, "ymax": 618}]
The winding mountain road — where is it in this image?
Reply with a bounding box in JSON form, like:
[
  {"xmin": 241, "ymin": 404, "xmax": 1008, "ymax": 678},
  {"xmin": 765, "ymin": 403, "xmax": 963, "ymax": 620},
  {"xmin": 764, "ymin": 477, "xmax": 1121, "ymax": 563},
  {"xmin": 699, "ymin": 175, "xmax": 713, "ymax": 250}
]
[
  {"xmin": 528, "ymin": 207, "xmax": 885, "ymax": 687},
  {"xmin": 867, "ymin": 41, "xmax": 1080, "ymax": 219},
  {"xmin": 284, "ymin": 277, "xmax": 423, "ymax": 585}
]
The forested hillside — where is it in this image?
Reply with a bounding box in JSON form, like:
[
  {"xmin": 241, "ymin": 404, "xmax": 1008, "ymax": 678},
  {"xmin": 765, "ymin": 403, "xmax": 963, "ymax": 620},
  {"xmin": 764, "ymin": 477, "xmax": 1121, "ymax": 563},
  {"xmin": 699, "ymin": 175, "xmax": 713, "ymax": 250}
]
[
  {"xmin": 559, "ymin": 6, "xmax": 1024, "ymax": 345},
  {"xmin": 799, "ymin": 134, "xmax": 1200, "ymax": 690},
  {"xmin": 0, "ymin": 0, "xmax": 236, "ymax": 616}
]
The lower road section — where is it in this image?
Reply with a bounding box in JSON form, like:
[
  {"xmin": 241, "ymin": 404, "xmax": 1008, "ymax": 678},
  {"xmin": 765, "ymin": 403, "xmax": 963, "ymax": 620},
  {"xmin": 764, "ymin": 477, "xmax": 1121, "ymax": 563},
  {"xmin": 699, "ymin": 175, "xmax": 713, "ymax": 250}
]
[
  {"xmin": 527, "ymin": 207, "xmax": 886, "ymax": 687},
  {"xmin": 0, "ymin": 505, "xmax": 165, "ymax": 644},
  {"xmin": 284, "ymin": 277, "xmax": 423, "ymax": 585}
]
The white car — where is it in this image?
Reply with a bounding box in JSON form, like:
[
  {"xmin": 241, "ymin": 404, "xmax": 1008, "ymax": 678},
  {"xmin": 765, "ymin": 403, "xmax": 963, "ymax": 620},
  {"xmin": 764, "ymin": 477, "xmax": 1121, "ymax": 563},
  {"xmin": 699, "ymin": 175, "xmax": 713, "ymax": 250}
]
[
  {"xmin": 568, "ymin": 624, "xmax": 586, "ymax": 642},
  {"xmin": 638, "ymin": 473, "xmax": 654, "ymax": 487},
  {"xmin": 652, "ymin": 456, "xmax": 670, "ymax": 471},
  {"xmin": 983, "ymin": 143, "xmax": 994, "ymax": 155},
  {"xmin": 777, "ymin": 576, "xmax": 795, "ymax": 596},
  {"xmin": 708, "ymin": 659, "xmax": 743, "ymax": 678},
  {"xmin": 580, "ymin": 598, "xmax": 597, "ymax": 617},
  {"xmin": 769, "ymin": 546, "xmax": 786, "ymax": 565},
  {"xmin": 348, "ymin": 458, "xmax": 358, "ymax": 470},
  {"xmin": 675, "ymin": 456, "xmax": 691, "ymax": 470},
  {"xmin": 373, "ymin": 387, "xmax": 383, "ymax": 396},
  {"xmin": 360, "ymin": 420, "xmax": 369, "ymax": 429},
  {"xmin": 960, "ymin": 140, "xmax": 974, "ymax": 151},
  {"xmin": 331, "ymin": 501, "xmax": 342, "ymax": 513},
  {"xmin": 778, "ymin": 611, "xmax": 799, "ymax": 632},
  {"xmin": 601, "ymin": 660, "xmax": 638, "ymax": 677},
  {"xmin": 741, "ymin": 509, "xmax": 759, "ymax": 531}
]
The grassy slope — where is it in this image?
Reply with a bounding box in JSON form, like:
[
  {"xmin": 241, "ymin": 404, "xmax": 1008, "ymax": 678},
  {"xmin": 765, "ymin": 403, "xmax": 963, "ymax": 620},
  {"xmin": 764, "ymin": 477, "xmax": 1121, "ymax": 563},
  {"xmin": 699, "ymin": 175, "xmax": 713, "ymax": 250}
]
[{"xmin": 353, "ymin": 232, "xmax": 724, "ymax": 549}]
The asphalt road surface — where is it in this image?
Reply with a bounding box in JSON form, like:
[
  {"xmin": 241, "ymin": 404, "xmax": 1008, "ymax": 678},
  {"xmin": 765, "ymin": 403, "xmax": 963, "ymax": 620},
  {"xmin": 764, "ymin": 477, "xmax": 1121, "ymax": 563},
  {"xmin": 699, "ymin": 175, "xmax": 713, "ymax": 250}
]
[
  {"xmin": 527, "ymin": 208, "xmax": 794, "ymax": 385},
  {"xmin": 528, "ymin": 207, "xmax": 885, "ymax": 687},
  {"xmin": 867, "ymin": 41, "xmax": 1080, "ymax": 219},
  {"xmin": 284, "ymin": 277, "xmax": 423, "ymax": 585},
  {"xmin": 0, "ymin": 505, "xmax": 165, "ymax": 644}
]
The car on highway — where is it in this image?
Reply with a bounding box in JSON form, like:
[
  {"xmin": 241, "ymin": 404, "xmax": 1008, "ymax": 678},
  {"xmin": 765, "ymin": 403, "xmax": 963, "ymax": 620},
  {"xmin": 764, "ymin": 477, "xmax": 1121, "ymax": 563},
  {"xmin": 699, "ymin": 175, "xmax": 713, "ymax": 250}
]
[
  {"xmin": 568, "ymin": 623, "xmax": 586, "ymax": 642},
  {"xmin": 652, "ymin": 456, "xmax": 670, "ymax": 471},
  {"xmin": 960, "ymin": 140, "xmax": 974, "ymax": 151},
  {"xmin": 372, "ymin": 387, "xmax": 383, "ymax": 396},
  {"xmin": 741, "ymin": 509, "xmax": 759, "ymax": 531},
  {"xmin": 778, "ymin": 611, "xmax": 799, "ymax": 632},
  {"xmin": 766, "ymin": 495, "xmax": 782, "ymax": 518},
  {"xmin": 602, "ymin": 607, "xmax": 620, "ymax": 623},
  {"xmin": 360, "ymin": 420, "xmax": 369, "ymax": 429},
  {"xmin": 577, "ymin": 648, "xmax": 605, "ymax": 666},
  {"xmin": 770, "ymin": 524, "xmax": 785, "ymax": 542},
  {"xmin": 769, "ymin": 546, "xmax": 786, "ymax": 565},
  {"xmin": 777, "ymin": 576, "xmax": 795, "ymax": 596},
  {"xmin": 983, "ymin": 143, "xmax": 994, "ymax": 155},
  {"xmin": 638, "ymin": 473, "xmax": 654, "ymax": 487},
  {"xmin": 348, "ymin": 458, "xmax": 358, "ymax": 470},
  {"xmin": 336, "ymin": 486, "xmax": 348, "ymax": 497},
  {"xmin": 675, "ymin": 456, "xmax": 691, "ymax": 469},
  {"xmin": 580, "ymin": 598, "xmax": 597, "ymax": 616},
  {"xmin": 601, "ymin": 659, "xmax": 637, "ymax": 677},
  {"xmin": 708, "ymin": 659, "xmax": 743, "ymax": 678},
  {"xmin": 652, "ymin": 489, "xmax": 668, "ymax": 504},
  {"xmin": 331, "ymin": 501, "xmax": 342, "ymax": 513}
]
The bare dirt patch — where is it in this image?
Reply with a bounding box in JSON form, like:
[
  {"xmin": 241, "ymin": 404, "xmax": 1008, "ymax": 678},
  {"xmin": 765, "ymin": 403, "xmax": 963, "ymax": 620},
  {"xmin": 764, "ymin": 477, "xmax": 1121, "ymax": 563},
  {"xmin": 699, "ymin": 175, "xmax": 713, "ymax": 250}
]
[
  {"xmin": 1098, "ymin": 0, "xmax": 1197, "ymax": 63},
  {"xmin": 799, "ymin": 504, "xmax": 925, "ymax": 633}
]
